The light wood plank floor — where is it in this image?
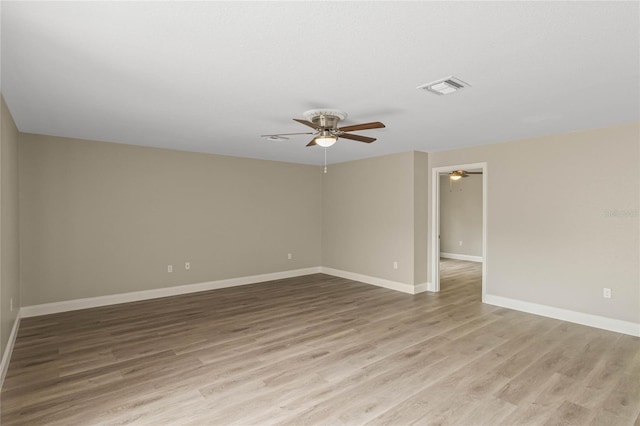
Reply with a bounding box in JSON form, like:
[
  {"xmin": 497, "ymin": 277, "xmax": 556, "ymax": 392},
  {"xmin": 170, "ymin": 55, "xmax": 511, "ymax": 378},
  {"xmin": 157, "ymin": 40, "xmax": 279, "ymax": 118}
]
[{"xmin": 2, "ymin": 259, "xmax": 639, "ymax": 425}]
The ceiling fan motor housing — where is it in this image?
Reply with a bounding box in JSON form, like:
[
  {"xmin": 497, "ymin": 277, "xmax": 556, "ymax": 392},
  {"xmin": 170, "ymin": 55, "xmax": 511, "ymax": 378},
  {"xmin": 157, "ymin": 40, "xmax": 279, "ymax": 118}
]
[{"xmin": 303, "ymin": 109, "xmax": 347, "ymax": 130}]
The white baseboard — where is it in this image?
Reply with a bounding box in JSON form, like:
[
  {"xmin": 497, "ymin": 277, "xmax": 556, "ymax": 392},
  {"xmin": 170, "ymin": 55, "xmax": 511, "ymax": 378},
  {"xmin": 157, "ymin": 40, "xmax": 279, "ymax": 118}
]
[
  {"xmin": 0, "ymin": 311, "xmax": 21, "ymax": 389},
  {"xmin": 414, "ymin": 282, "xmax": 431, "ymax": 294},
  {"xmin": 21, "ymin": 267, "xmax": 322, "ymax": 318},
  {"xmin": 484, "ymin": 294, "xmax": 640, "ymax": 337},
  {"xmin": 320, "ymin": 267, "xmax": 424, "ymax": 295},
  {"xmin": 21, "ymin": 266, "xmax": 428, "ymax": 320},
  {"xmin": 440, "ymin": 253, "xmax": 483, "ymax": 263},
  {"xmin": 20, "ymin": 266, "xmax": 638, "ymax": 339}
]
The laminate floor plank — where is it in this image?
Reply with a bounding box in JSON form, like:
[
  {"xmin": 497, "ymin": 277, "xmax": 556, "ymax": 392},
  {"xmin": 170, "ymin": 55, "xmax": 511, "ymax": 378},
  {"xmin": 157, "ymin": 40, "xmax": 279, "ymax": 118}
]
[{"xmin": 2, "ymin": 259, "xmax": 639, "ymax": 425}]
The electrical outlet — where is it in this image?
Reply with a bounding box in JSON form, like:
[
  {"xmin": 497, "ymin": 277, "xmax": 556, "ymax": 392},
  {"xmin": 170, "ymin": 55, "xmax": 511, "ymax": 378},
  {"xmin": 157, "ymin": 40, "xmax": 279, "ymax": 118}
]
[
  {"xmin": 603, "ymin": 288, "xmax": 611, "ymax": 299},
  {"xmin": 168, "ymin": 265, "xmax": 173, "ymax": 273},
  {"xmin": 287, "ymin": 253, "xmax": 292, "ymax": 260},
  {"xmin": 185, "ymin": 262, "xmax": 190, "ymax": 270},
  {"xmin": 459, "ymin": 240, "xmax": 463, "ymax": 246},
  {"xmin": 393, "ymin": 261, "xmax": 398, "ymax": 270}
]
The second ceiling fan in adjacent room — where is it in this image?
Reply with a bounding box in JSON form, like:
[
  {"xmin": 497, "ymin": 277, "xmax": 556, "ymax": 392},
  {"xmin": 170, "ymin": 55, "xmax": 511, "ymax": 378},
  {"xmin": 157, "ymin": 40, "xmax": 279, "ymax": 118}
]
[{"xmin": 446, "ymin": 170, "xmax": 483, "ymax": 181}]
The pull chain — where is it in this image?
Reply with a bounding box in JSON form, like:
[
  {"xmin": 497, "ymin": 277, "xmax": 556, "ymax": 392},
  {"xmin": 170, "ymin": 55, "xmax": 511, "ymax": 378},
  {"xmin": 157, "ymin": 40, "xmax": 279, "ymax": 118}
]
[{"xmin": 324, "ymin": 148, "xmax": 327, "ymax": 174}]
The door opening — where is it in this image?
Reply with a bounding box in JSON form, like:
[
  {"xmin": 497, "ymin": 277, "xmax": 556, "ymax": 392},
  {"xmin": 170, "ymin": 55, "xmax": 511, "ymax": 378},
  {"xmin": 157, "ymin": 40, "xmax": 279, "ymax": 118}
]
[{"xmin": 431, "ymin": 163, "xmax": 487, "ymax": 300}]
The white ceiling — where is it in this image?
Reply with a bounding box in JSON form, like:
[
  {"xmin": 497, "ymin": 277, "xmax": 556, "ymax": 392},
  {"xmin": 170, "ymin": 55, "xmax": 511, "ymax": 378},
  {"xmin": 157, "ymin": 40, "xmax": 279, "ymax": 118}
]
[{"xmin": 2, "ymin": 1, "xmax": 639, "ymax": 165}]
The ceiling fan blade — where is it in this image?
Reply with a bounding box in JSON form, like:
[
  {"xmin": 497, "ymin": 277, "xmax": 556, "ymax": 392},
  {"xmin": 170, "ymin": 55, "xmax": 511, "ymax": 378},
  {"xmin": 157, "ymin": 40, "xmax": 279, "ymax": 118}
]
[
  {"xmin": 261, "ymin": 132, "xmax": 314, "ymax": 137},
  {"xmin": 293, "ymin": 118, "xmax": 320, "ymax": 130},
  {"xmin": 339, "ymin": 133, "xmax": 376, "ymax": 143},
  {"xmin": 338, "ymin": 121, "xmax": 386, "ymax": 132},
  {"xmin": 306, "ymin": 139, "xmax": 317, "ymax": 147},
  {"xmin": 466, "ymin": 172, "xmax": 483, "ymax": 174}
]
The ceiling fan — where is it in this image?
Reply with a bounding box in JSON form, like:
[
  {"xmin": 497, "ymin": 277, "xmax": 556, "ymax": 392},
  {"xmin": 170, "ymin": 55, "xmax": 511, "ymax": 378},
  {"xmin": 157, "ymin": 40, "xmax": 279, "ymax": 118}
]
[
  {"xmin": 261, "ymin": 109, "xmax": 385, "ymax": 147},
  {"xmin": 443, "ymin": 170, "xmax": 483, "ymax": 181}
]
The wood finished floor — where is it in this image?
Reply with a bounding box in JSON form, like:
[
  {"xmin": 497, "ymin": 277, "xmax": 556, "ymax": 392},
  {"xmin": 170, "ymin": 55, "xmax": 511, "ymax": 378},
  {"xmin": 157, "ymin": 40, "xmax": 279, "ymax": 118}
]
[{"xmin": 2, "ymin": 259, "xmax": 639, "ymax": 425}]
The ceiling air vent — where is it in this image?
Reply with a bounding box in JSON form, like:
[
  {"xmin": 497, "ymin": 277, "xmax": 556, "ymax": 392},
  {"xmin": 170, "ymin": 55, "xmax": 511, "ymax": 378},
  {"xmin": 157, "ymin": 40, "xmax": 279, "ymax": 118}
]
[
  {"xmin": 417, "ymin": 76, "xmax": 470, "ymax": 95},
  {"xmin": 262, "ymin": 135, "xmax": 289, "ymax": 141}
]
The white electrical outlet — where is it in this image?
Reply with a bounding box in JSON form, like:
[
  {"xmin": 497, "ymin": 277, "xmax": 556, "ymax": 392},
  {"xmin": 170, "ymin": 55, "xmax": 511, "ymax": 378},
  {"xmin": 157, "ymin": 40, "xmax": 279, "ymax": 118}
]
[
  {"xmin": 288, "ymin": 253, "xmax": 292, "ymax": 260},
  {"xmin": 459, "ymin": 240, "xmax": 463, "ymax": 246},
  {"xmin": 393, "ymin": 261, "xmax": 398, "ymax": 270},
  {"xmin": 185, "ymin": 262, "xmax": 190, "ymax": 270},
  {"xmin": 168, "ymin": 265, "xmax": 173, "ymax": 273},
  {"xmin": 603, "ymin": 288, "xmax": 611, "ymax": 299}
]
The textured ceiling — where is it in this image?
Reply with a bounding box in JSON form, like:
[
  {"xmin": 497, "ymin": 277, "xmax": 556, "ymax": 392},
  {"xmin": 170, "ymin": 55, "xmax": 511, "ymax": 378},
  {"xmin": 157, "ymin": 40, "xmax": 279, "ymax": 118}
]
[{"xmin": 2, "ymin": 1, "xmax": 639, "ymax": 165}]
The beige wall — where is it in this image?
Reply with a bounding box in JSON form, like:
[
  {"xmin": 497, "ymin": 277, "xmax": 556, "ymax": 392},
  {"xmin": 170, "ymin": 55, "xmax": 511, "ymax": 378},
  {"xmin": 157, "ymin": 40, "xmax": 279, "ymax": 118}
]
[
  {"xmin": 1, "ymin": 95, "xmax": 21, "ymax": 357},
  {"xmin": 413, "ymin": 151, "xmax": 429, "ymax": 284},
  {"xmin": 430, "ymin": 122, "xmax": 640, "ymax": 323},
  {"xmin": 439, "ymin": 174, "xmax": 483, "ymax": 256},
  {"xmin": 322, "ymin": 151, "xmax": 428, "ymax": 286},
  {"xmin": 9, "ymin": 110, "xmax": 640, "ymax": 329},
  {"xmin": 19, "ymin": 134, "xmax": 322, "ymax": 305}
]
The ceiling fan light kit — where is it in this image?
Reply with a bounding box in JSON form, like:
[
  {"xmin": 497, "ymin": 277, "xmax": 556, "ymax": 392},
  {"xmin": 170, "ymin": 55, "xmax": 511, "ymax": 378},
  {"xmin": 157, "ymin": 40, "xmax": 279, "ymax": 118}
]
[{"xmin": 315, "ymin": 130, "xmax": 337, "ymax": 147}]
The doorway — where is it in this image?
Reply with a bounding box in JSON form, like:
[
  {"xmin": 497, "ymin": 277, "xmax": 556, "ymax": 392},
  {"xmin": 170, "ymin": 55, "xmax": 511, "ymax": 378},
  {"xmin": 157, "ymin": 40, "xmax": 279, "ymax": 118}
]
[{"xmin": 431, "ymin": 163, "xmax": 487, "ymax": 301}]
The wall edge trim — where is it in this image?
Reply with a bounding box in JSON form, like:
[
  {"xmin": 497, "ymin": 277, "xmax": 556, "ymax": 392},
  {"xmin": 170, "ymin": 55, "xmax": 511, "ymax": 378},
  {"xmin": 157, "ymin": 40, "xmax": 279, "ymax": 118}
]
[{"xmin": 0, "ymin": 312, "xmax": 21, "ymax": 389}]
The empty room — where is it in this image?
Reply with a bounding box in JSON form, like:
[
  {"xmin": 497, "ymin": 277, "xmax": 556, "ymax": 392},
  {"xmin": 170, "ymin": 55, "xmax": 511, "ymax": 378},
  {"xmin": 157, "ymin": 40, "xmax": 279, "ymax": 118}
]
[{"xmin": 0, "ymin": 1, "xmax": 638, "ymax": 425}]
